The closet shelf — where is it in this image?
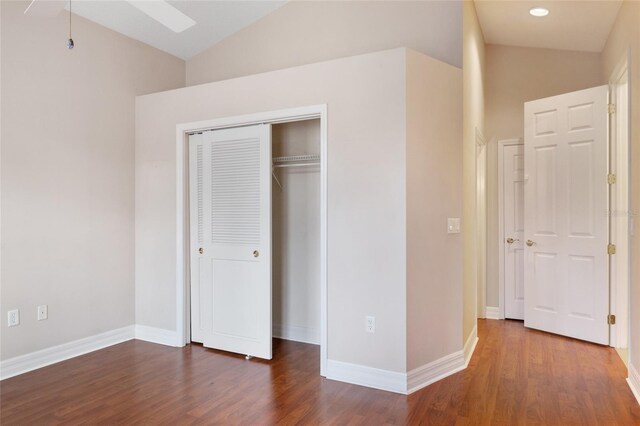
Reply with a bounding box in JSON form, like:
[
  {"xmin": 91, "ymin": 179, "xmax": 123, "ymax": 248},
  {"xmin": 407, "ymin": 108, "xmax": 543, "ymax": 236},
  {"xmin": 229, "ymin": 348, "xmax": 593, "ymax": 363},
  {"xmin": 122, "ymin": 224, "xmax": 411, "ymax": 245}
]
[
  {"xmin": 271, "ymin": 154, "xmax": 320, "ymax": 191},
  {"xmin": 272, "ymin": 154, "xmax": 320, "ymax": 168}
]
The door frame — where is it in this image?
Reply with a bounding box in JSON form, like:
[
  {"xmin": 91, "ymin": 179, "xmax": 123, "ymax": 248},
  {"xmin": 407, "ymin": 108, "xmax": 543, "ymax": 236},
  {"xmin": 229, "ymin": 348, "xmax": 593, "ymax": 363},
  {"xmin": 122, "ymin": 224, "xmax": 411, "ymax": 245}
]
[
  {"xmin": 497, "ymin": 138, "xmax": 523, "ymax": 320},
  {"xmin": 476, "ymin": 128, "xmax": 487, "ymax": 319},
  {"xmin": 175, "ymin": 104, "xmax": 328, "ymax": 376},
  {"xmin": 608, "ymin": 53, "xmax": 630, "ymax": 352}
]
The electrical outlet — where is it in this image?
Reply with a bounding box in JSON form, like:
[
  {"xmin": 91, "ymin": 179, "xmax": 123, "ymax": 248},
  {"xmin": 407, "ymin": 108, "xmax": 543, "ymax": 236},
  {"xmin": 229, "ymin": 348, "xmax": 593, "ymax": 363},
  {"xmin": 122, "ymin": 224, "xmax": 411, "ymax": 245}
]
[
  {"xmin": 37, "ymin": 305, "xmax": 48, "ymax": 321},
  {"xmin": 447, "ymin": 218, "xmax": 461, "ymax": 234},
  {"xmin": 365, "ymin": 316, "xmax": 375, "ymax": 333},
  {"xmin": 8, "ymin": 309, "xmax": 19, "ymax": 327}
]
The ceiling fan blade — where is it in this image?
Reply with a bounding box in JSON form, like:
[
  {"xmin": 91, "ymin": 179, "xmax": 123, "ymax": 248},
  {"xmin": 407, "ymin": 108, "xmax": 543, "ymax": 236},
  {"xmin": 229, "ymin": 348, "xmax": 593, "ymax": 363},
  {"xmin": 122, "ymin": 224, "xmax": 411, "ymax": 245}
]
[
  {"xmin": 24, "ymin": 0, "xmax": 67, "ymax": 17},
  {"xmin": 127, "ymin": 1, "xmax": 196, "ymax": 33}
]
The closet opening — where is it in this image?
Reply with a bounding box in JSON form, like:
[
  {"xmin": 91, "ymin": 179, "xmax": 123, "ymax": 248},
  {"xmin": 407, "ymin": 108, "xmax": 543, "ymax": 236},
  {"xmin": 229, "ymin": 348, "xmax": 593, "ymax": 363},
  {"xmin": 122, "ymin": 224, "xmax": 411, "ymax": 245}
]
[
  {"xmin": 271, "ymin": 120, "xmax": 321, "ymax": 348},
  {"xmin": 176, "ymin": 105, "xmax": 327, "ymax": 376}
]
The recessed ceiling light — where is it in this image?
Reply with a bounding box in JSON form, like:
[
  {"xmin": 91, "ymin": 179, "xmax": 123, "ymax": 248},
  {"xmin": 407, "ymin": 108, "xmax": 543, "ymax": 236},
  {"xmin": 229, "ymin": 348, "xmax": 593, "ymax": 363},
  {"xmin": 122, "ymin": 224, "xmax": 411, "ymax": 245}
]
[{"xmin": 529, "ymin": 7, "xmax": 550, "ymax": 17}]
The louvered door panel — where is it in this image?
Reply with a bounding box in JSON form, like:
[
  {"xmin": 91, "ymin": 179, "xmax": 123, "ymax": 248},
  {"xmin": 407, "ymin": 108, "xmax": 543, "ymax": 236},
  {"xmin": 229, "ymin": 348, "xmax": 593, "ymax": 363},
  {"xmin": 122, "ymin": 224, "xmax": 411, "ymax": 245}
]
[
  {"xmin": 211, "ymin": 138, "xmax": 261, "ymax": 247},
  {"xmin": 189, "ymin": 133, "xmax": 213, "ymax": 343}
]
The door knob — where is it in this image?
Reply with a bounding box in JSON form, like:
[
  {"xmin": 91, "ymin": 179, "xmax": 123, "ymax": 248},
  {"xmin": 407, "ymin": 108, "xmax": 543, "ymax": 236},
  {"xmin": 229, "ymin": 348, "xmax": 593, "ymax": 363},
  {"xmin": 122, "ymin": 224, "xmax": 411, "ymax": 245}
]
[
  {"xmin": 253, "ymin": 250, "xmax": 259, "ymax": 258},
  {"xmin": 506, "ymin": 238, "xmax": 519, "ymax": 244},
  {"xmin": 198, "ymin": 247, "xmax": 203, "ymax": 254},
  {"xmin": 526, "ymin": 240, "xmax": 535, "ymax": 247}
]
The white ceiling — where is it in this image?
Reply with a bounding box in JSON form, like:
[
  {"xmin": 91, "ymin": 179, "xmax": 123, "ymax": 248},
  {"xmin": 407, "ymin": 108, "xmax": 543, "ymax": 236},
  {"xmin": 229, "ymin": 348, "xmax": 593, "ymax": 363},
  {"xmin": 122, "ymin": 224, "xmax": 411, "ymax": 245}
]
[
  {"xmin": 475, "ymin": 0, "xmax": 622, "ymax": 52},
  {"xmin": 61, "ymin": 1, "xmax": 287, "ymax": 60}
]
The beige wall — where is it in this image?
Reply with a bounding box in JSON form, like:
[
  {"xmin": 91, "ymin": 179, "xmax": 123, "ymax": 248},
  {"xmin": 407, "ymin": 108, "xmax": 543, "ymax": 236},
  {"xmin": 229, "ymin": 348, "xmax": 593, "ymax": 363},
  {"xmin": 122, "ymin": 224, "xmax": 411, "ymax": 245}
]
[
  {"xmin": 137, "ymin": 49, "xmax": 409, "ymax": 372},
  {"xmin": 136, "ymin": 48, "xmax": 464, "ymax": 375},
  {"xmin": 0, "ymin": 1, "xmax": 184, "ymax": 360},
  {"xmin": 485, "ymin": 45, "xmax": 603, "ymax": 308},
  {"xmin": 462, "ymin": 0, "xmax": 485, "ymax": 342},
  {"xmin": 406, "ymin": 50, "xmax": 463, "ymax": 370},
  {"xmin": 601, "ymin": 0, "xmax": 640, "ymax": 372},
  {"xmin": 185, "ymin": 0, "xmax": 462, "ymax": 86}
]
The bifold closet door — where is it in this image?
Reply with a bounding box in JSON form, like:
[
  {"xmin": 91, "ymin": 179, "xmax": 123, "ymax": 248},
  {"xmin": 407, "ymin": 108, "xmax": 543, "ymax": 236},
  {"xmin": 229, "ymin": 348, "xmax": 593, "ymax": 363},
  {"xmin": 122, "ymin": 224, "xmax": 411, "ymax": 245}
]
[{"xmin": 189, "ymin": 124, "xmax": 272, "ymax": 359}]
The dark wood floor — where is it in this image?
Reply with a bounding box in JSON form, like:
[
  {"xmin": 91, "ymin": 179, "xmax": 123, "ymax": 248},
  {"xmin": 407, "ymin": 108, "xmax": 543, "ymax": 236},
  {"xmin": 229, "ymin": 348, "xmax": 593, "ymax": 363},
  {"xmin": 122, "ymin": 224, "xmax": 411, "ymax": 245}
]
[{"xmin": 2, "ymin": 320, "xmax": 639, "ymax": 425}]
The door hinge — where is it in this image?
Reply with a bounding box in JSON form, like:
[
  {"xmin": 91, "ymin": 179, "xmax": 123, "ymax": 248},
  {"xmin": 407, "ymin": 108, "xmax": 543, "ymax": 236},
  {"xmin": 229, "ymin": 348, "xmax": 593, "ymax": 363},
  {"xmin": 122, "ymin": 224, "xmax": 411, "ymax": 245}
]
[
  {"xmin": 607, "ymin": 243, "xmax": 616, "ymax": 255},
  {"xmin": 608, "ymin": 174, "xmax": 616, "ymax": 185},
  {"xmin": 608, "ymin": 103, "xmax": 616, "ymax": 114},
  {"xmin": 608, "ymin": 314, "xmax": 616, "ymax": 325}
]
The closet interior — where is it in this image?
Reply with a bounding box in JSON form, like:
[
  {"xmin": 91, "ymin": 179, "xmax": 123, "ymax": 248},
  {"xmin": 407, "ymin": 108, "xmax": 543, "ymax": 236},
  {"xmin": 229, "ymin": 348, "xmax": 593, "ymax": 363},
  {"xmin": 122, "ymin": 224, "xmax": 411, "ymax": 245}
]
[{"xmin": 271, "ymin": 119, "xmax": 321, "ymax": 346}]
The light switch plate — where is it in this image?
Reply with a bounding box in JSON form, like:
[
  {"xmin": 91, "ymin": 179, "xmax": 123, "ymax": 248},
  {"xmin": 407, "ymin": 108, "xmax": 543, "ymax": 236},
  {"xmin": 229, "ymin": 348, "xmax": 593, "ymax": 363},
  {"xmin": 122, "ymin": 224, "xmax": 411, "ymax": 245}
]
[{"xmin": 447, "ymin": 218, "xmax": 461, "ymax": 234}]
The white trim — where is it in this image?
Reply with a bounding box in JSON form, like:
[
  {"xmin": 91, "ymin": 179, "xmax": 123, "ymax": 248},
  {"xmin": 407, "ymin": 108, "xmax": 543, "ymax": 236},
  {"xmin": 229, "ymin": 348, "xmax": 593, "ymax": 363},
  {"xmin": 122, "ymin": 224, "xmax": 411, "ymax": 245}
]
[
  {"xmin": 628, "ymin": 363, "xmax": 640, "ymax": 406},
  {"xmin": 497, "ymin": 138, "xmax": 523, "ymax": 320},
  {"xmin": 273, "ymin": 324, "xmax": 320, "ymax": 345},
  {"xmin": 407, "ymin": 325, "xmax": 478, "ymax": 394},
  {"xmin": 328, "ymin": 328, "xmax": 480, "ymax": 395},
  {"xmin": 608, "ymin": 52, "xmax": 630, "ymax": 350},
  {"xmin": 175, "ymin": 104, "xmax": 329, "ymax": 377},
  {"xmin": 135, "ymin": 325, "xmax": 180, "ymax": 347},
  {"xmin": 407, "ymin": 351, "xmax": 464, "ymax": 394},
  {"xmin": 485, "ymin": 306, "xmax": 500, "ymax": 320},
  {"xmin": 464, "ymin": 323, "xmax": 479, "ymax": 367},
  {"xmin": 326, "ymin": 359, "xmax": 407, "ymax": 394},
  {"xmin": 0, "ymin": 326, "xmax": 134, "ymax": 380},
  {"xmin": 476, "ymin": 128, "xmax": 487, "ymax": 319}
]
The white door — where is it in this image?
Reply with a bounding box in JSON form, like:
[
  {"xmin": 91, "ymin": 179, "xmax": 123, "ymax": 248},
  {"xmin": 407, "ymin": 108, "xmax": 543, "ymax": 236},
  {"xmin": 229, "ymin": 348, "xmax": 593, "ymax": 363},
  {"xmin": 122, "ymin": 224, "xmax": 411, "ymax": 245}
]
[
  {"xmin": 524, "ymin": 85, "xmax": 609, "ymax": 345},
  {"xmin": 503, "ymin": 143, "xmax": 525, "ymax": 320},
  {"xmin": 189, "ymin": 124, "xmax": 272, "ymax": 359}
]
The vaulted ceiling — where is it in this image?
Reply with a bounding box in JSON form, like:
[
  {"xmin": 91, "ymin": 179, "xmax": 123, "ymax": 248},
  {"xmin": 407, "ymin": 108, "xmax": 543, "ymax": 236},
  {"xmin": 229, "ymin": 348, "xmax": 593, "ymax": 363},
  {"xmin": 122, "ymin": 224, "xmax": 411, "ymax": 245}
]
[
  {"xmin": 26, "ymin": 1, "xmax": 625, "ymax": 60},
  {"xmin": 24, "ymin": 0, "xmax": 287, "ymax": 60}
]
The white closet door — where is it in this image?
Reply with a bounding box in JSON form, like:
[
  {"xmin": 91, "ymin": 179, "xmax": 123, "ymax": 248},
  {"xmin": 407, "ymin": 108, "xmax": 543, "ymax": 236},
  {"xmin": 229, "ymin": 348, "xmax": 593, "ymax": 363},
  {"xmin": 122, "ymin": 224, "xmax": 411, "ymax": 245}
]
[
  {"xmin": 189, "ymin": 132, "xmax": 210, "ymax": 343},
  {"xmin": 524, "ymin": 85, "xmax": 609, "ymax": 345},
  {"xmin": 189, "ymin": 124, "xmax": 272, "ymax": 359},
  {"xmin": 503, "ymin": 143, "xmax": 525, "ymax": 320}
]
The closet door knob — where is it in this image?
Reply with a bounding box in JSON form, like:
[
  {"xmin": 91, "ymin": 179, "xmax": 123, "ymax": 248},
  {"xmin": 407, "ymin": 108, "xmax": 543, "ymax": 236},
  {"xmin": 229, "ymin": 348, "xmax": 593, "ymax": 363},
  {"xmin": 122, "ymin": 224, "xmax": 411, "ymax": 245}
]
[
  {"xmin": 198, "ymin": 247, "xmax": 204, "ymax": 254},
  {"xmin": 526, "ymin": 240, "xmax": 535, "ymax": 247},
  {"xmin": 253, "ymin": 250, "xmax": 259, "ymax": 258}
]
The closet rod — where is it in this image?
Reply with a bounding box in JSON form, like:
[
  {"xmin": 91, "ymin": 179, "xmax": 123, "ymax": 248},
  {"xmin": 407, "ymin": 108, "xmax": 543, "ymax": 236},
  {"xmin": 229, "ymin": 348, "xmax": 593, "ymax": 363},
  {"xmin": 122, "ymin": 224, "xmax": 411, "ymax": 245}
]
[
  {"xmin": 272, "ymin": 162, "xmax": 320, "ymax": 169},
  {"xmin": 273, "ymin": 154, "xmax": 320, "ymax": 164}
]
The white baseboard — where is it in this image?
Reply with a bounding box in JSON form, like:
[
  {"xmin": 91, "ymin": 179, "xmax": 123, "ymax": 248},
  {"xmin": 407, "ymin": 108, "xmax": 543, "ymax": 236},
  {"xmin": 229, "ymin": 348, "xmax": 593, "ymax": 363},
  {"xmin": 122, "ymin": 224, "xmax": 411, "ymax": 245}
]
[
  {"xmin": 407, "ymin": 327, "xmax": 478, "ymax": 395},
  {"xmin": 273, "ymin": 324, "xmax": 319, "ymax": 345},
  {"xmin": 134, "ymin": 325, "xmax": 180, "ymax": 346},
  {"xmin": 0, "ymin": 326, "xmax": 134, "ymax": 380},
  {"xmin": 407, "ymin": 350, "xmax": 465, "ymax": 394},
  {"xmin": 328, "ymin": 326, "xmax": 480, "ymax": 395},
  {"xmin": 628, "ymin": 363, "xmax": 640, "ymax": 406},
  {"xmin": 485, "ymin": 306, "xmax": 500, "ymax": 320},
  {"xmin": 326, "ymin": 359, "xmax": 407, "ymax": 394},
  {"xmin": 464, "ymin": 324, "xmax": 479, "ymax": 367}
]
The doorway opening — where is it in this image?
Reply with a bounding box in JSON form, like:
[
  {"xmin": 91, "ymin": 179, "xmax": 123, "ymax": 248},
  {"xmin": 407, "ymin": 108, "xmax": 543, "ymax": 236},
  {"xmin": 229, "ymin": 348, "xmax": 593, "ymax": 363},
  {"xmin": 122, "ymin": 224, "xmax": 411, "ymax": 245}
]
[
  {"xmin": 476, "ymin": 128, "xmax": 488, "ymax": 320},
  {"xmin": 496, "ymin": 81, "xmax": 631, "ymax": 349},
  {"xmin": 497, "ymin": 138, "xmax": 524, "ymax": 321},
  {"xmin": 174, "ymin": 105, "xmax": 328, "ymax": 376},
  {"xmin": 271, "ymin": 120, "xmax": 321, "ymax": 346},
  {"xmin": 609, "ymin": 57, "xmax": 630, "ymax": 363}
]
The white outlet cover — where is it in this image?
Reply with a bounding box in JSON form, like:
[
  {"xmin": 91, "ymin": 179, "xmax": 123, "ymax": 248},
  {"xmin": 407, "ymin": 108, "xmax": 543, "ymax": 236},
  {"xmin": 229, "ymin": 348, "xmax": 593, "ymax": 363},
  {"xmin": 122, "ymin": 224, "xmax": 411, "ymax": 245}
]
[
  {"xmin": 447, "ymin": 218, "xmax": 461, "ymax": 234},
  {"xmin": 365, "ymin": 316, "xmax": 375, "ymax": 333},
  {"xmin": 8, "ymin": 309, "xmax": 20, "ymax": 327},
  {"xmin": 37, "ymin": 305, "xmax": 48, "ymax": 321}
]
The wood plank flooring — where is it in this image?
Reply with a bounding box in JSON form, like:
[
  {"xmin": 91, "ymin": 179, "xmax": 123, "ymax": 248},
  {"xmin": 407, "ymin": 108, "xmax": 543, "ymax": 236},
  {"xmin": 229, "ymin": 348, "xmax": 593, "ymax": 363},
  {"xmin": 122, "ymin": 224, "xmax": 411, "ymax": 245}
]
[{"xmin": 2, "ymin": 320, "xmax": 639, "ymax": 425}]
